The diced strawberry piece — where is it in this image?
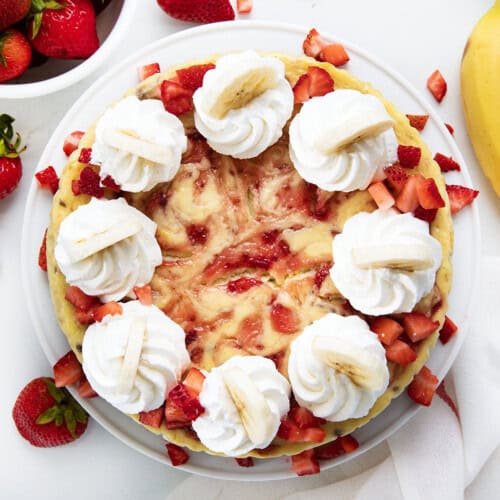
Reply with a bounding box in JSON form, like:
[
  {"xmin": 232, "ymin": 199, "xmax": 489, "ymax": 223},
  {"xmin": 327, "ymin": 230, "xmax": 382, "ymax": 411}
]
[
  {"xmin": 176, "ymin": 63, "xmax": 216, "ymax": 91},
  {"xmin": 370, "ymin": 317, "xmax": 403, "ymax": 346},
  {"xmin": 270, "ymin": 302, "xmax": 300, "ymax": 334},
  {"xmin": 235, "ymin": 457, "xmax": 254, "ymax": 467},
  {"xmin": 445, "ymin": 123, "xmax": 454, "ymax": 135},
  {"xmin": 384, "ymin": 165, "xmax": 409, "ymax": 193},
  {"xmin": 38, "ymin": 229, "xmax": 47, "ymax": 272},
  {"xmin": 292, "ymin": 66, "xmax": 334, "ymax": 104},
  {"xmin": 236, "ymin": 0, "xmax": 252, "ymax": 13},
  {"xmin": 134, "ymin": 284, "xmax": 153, "ymax": 305},
  {"xmin": 403, "ymin": 312, "xmax": 439, "ymax": 342},
  {"xmin": 78, "ymin": 376, "xmax": 97, "ymax": 398},
  {"xmin": 168, "ymin": 384, "xmax": 205, "ymax": 420},
  {"xmin": 446, "ymin": 184, "xmax": 479, "ymax": 214},
  {"xmin": 65, "ymin": 286, "xmax": 98, "ymax": 311},
  {"xmin": 292, "ymin": 450, "xmax": 320, "ymax": 476},
  {"xmin": 160, "ymin": 80, "xmax": 193, "ymax": 116},
  {"xmin": 71, "ymin": 179, "xmax": 81, "ymax": 196},
  {"xmin": 75, "ymin": 307, "xmax": 96, "ymax": 325},
  {"xmin": 397, "ymin": 145, "xmax": 421, "ymax": 169},
  {"xmin": 101, "ymin": 175, "xmax": 121, "ymax": 192},
  {"xmin": 35, "ymin": 166, "xmax": 59, "ymax": 194},
  {"xmin": 53, "ymin": 351, "xmax": 83, "ymax": 388},
  {"xmin": 314, "ymin": 435, "xmax": 359, "ymax": 460},
  {"xmin": 395, "ymin": 175, "xmax": 420, "ymax": 213},
  {"xmin": 138, "ymin": 62, "xmax": 160, "ymax": 81},
  {"xmin": 408, "ymin": 366, "xmax": 438, "ymax": 406},
  {"xmin": 434, "ymin": 153, "xmax": 461, "ymax": 172},
  {"xmin": 439, "ymin": 315, "xmax": 458, "ymax": 344},
  {"xmin": 302, "ymin": 28, "xmax": 330, "ymax": 59},
  {"xmin": 226, "ymin": 277, "xmax": 262, "ymax": 294},
  {"xmin": 427, "ymin": 70, "xmax": 447, "ymax": 103},
  {"xmin": 314, "ymin": 263, "xmax": 331, "ymax": 289},
  {"xmin": 436, "ymin": 381, "xmax": 460, "ymax": 419},
  {"xmin": 414, "ymin": 206, "xmax": 438, "ymax": 223},
  {"xmin": 75, "ymin": 166, "xmax": 104, "ymax": 198},
  {"xmin": 339, "ymin": 435, "xmax": 360, "ymax": 454},
  {"xmin": 166, "ymin": 443, "xmax": 189, "ymax": 466},
  {"xmin": 63, "ymin": 131, "xmax": 84, "ymax": 157},
  {"xmin": 94, "ymin": 302, "xmax": 123, "ymax": 322},
  {"xmin": 320, "ymin": 43, "xmax": 350, "ymax": 67},
  {"xmin": 78, "ymin": 147, "xmax": 93, "ymax": 164},
  {"xmin": 290, "ymin": 407, "xmax": 325, "ymax": 429},
  {"xmin": 277, "ymin": 419, "xmax": 304, "ymax": 442},
  {"xmin": 139, "ymin": 406, "xmax": 164, "ymax": 428},
  {"xmin": 303, "ymin": 427, "xmax": 326, "ymax": 443},
  {"xmin": 385, "ymin": 339, "xmax": 417, "ymax": 366},
  {"xmin": 183, "ymin": 368, "xmax": 205, "ymax": 396},
  {"xmin": 368, "ymin": 181, "xmax": 395, "ymax": 209},
  {"xmin": 406, "ymin": 114, "xmax": 429, "ymax": 131},
  {"xmin": 416, "ymin": 177, "xmax": 445, "ymax": 209},
  {"xmin": 186, "ymin": 224, "xmax": 208, "ymax": 245},
  {"xmin": 164, "ymin": 398, "xmax": 191, "ymax": 429}
]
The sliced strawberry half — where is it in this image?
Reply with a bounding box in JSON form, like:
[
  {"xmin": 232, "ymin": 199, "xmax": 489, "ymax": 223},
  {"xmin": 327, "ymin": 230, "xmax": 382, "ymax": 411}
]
[
  {"xmin": 384, "ymin": 165, "xmax": 409, "ymax": 193},
  {"xmin": 160, "ymin": 80, "xmax": 193, "ymax": 116},
  {"xmin": 166, "ymin": 443, "xmax": 189, "ymax": 466},
  {"xmin": 397, "ymin": 145, "xmax": 421, "ymax": 169},
  {"xmin": 406, "ymin": 114, "xmax": 429, "ymax": 131},
  {"xmin": 94, "ymin": 302, "xmax": 123, "ymax": 322},
  {"xmin": 176, "ymin": 63, "xmax": 216, "ymax": 91},
  {"xmin": 65, "ymin": 286, "xmax": 98, "ymax": 311},
  {"xmin": 320, "ymin": 43, "xmax": 350, "ymax": 67},
  {"xmin": 183, "ymin": 368, "xmax": 205, "ymax": 396},
  {"xmin": 138, "ymin": 62, "xmax": 160, "ymax": 82},
  {"xmin": 134, "ymin": 284, "xmax": 153, "ymax": 305},
  {"xmin": 427, "ymin": 70, "xmax": 447, "ymax": 103},
  {"xmin": 385, "ymin": 339, "xmax": 417, "ymax": 366},
  {"xmin": 439, "ymin": 316, "xmax": 458, "ymax": 344},
  {"xmin": 395, "ymin": 175, "xmax": 420, "ymax": 213},
  {"xmin": 35, "ymin": 166, "xmax": 59, "ymax": 194},
  {"xmin": 139, "ymin": 406, "xmax": 164, "ymax": 428},
  {"xmin": 292, "ymin": 449, "xmax": 320, "ymax": 476},
  {"xmin": 368, "ymin": 181, "xmax": 395, "ymax": 209},
  {"xmin": 63, "ymin": 131, "xmax": 84, "ymax": 157},
  {"xmin": 292, "ymin": 66, "xmax": 334, "ymax": 104},
  {"xmin": 302, "ymin": 28, "xmax": 330, "ymax": 59},
  {"xmin": 408, "ymin": 366, "xmax": 438, "ymax": 406},
  {"xmin": 446, "ymin": 184, "xmax": 479, "ymax": 215},
  {"xmin": 416, "ymin": 177, "xmax": 445, "ymax": 209},
  {"xmin": 38, "ymin": 229, "xmax": 47, "ymax": 272},
  {"xmin": 403, "ymin": 312, "xmax": 439, "ymax": 342},
  {"xmin": 370, "ymin": 317, "xmax": 403, "ymax": 346},
  {"xmin": 53, "ymin": 351, "xmax": 83, "ymax": 388},
  {"xmin": 434, "ymin": 153, "xmax": 461, "ymax": 172}
]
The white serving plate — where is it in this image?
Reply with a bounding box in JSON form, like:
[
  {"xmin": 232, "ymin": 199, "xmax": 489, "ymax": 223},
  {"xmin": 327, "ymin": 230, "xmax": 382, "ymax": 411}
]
[{"xmin": 21, "ymin": 21, "xmax": 480, "ymax": 481}]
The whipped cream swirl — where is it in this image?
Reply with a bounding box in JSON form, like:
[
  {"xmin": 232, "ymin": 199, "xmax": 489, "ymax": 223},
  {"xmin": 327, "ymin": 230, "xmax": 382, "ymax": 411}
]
[
  {"xmin": 91, "ymin": 95, "xmax": 187, "ymax": 192},
  {"xmin": 288, "ymin": 313, "xmax": 389, "ymax": 421},
  {"xmin": 193, "ymin": 51, "xmax": 294, "ymax": 159},
  {"xmin": 330, "ymin": 209, "xmax": 442, "ymax": 315},
  {"xmin": 55, "ymin": 198, "xmax": 162, "ymax": 302},
  {"xmin": 192, "ymin": 356, "xmax": 290, "ymax": 456},
  {"xmin": 82, "ymin": 301, "xmax": 190, "ymax": 414},
  {"xmin": 289, "ymin": 89, "xmax": 398, "ymax": 191}
]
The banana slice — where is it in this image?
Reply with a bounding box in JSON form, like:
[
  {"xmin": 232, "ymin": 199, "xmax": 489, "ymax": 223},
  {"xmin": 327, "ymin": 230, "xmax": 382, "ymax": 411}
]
[
  {"xmin": 102, "ymin": 128, "xmax": 175, "ymax": 165},
  {"xmin": 117, "ymin": 316, "xmax": 146, "ymax": 395},
  {"xmin": 65, "ymin": 219, "xmax": 143, "ymax": 263},
  {"xmin": 351, "ymin": 243, "xmax": 434, "ymax": 271},
  {"xmin": 205, "ymin": 67, "xmax": 279, "ymax": 119},
  {"xmin": 312, "ymin": 333, "xmax": 387, "ymax": 390},
  {"xmin": 222, "ymin": 366, "xmax": 274, "ymax": 445}
]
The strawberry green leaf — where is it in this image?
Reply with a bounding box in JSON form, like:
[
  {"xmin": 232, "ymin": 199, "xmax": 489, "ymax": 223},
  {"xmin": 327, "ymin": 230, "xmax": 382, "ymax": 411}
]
[
  {"xmin": 36, "ymin": 405, "xmax": 60, "ymax": 425},
  {"xmin": 64, "ymin": 408, "xmax": 77, "ymax": 438},
  {"xmin": 0, "ymin": 114, "xmax": 25, "ymax": 159},
  {"xmin": 29, "ymin": 0, "xmax": 66, "ymax": 38}
]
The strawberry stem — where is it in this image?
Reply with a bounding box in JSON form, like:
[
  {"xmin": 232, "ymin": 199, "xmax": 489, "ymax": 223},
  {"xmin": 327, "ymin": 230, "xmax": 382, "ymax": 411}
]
[{"xmin": 29, "ymin": 0, "xmax": 66, "ymax": 38}]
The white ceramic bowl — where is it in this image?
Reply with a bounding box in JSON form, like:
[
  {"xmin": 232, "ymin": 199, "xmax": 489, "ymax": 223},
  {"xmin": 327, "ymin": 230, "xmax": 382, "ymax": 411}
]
[{"xmin": 0, "ymin": 0, "xmax": 135, "ymax": 99}]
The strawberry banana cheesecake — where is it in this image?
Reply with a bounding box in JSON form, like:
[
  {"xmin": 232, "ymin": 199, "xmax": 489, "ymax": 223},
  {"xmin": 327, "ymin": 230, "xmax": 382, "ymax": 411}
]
[{"xmin": 43, "ymin": 36, "xmax": 455, "ymax": 473}]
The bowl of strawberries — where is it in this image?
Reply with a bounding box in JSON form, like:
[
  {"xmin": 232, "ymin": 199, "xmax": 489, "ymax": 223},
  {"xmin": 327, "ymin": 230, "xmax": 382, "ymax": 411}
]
[{"xmin": 0, "ymin": 0, "xmax": 135, "ymax": 98}]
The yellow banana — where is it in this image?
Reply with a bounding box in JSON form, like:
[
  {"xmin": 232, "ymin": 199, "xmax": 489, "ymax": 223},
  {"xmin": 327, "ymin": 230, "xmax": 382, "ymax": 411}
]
[{"xmin": 461, "ymin": 0, "xmax": 500, "ymax": 196}]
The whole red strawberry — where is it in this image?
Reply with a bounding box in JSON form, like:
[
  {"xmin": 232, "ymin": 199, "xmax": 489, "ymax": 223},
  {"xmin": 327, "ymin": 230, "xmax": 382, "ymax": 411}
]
[
  {"xmin": 0, "ymin": 0, "xmax": 32, "ymax": 31},
  {"xmin": 12, "ymin": 377, "xmax": 88, "ymax": 447},
  {"xmin": 28, "ymin": 0, "xmax": 99, "ymax": 60},
  {"xmin": 157, "ymin": 0, "xmax": 235, "ymax": 23},
  {"xmin": 0, "ymin": 29, "xmax": 32, "ymax": 83},
  {"xmin": 0, "ymin": 114, "xmax": 25, "ymax": 200}
]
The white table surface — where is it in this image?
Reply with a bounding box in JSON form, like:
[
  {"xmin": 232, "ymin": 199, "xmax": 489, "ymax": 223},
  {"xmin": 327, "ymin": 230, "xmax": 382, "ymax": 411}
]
[{"xmin": 1, "ymin": 1, "xmax": 498, "ymax": 499}]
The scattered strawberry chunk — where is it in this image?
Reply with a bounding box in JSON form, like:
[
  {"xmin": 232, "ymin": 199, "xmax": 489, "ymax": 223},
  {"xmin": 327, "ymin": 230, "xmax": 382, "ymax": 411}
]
[
  {"xmin": 63, "ymin": 131, "xmax": 84, "ymax": 157},
  {"xmin": 368, "ymin": 181, "xmax": 395, "ymax": 209},
  {"xmin": 292, "ymin": 449, "xmax": 320, "ymax": 476},
  {"xmin": 277, "ymin": 419, "xmax": 304, "ymax": 442},
  {"xmin": 94, "ymin": 302, "xmax": 123, "ymax": 322},
  {"xmin": 385, "ymin": 339, "xmax": 417, "ymax": 366},
  {"xmin": 314, "ymin": 435, "xmax": 359, "ymax": 460},
  {"xmin": 78, "ymin": 147, "xmax": 92, "ymax": 164},
  {"xmin": 75, "ymin": 308, "xmax": 96, "ymax": 325},
  {"xmin": 183, "ymin": 368, "xmax": 205, "ymax": 396},
  {"xmin": 168, "ymin": 383, "xmax": 204, "ymax": 420},
  {"xmin": 78, "ymin": 376, "xmax": 97, "ymax": 398},
  {"xmin": 414, "ymin": 206, "xmax": 438, "ymax": 223},
  {"xmin": 406, "ymin": 114, "xmax": 429, "ymax": 131},
  {"xmin": 139, "ymin": 406, "xmax": 164, "ymax": 428},
  {"xmin": 176, "ymin": 63, "xmax": 216, "ymax": 91},
  {"xmin": 164, "ymin": 398, "xmax": 191, "ymax": 429},
  {"xmin": 446, "ymin": 184, "xmax": 479, "ymax": 214},
  {"xmin": 384, "ymin": 165, "xmax": 409, "ymax": 193},
  {"xmin": 270, "ymin": 302, "xmax": 300, "ymax": 334},
  {"xmin": 226, "ymin": 276, "xmax": 262, "ymax": 294},
  {"xmin": 65, "ymin": 286, "xmax": 98, "ymax": 311},
  {"xmin": 397, "ymin": 145, "xmax": 421, "ymax": 169},
  {"xmin": 445, "ymin": 123, "xmax": 454, "ymax": 135},
  {"xmin": 160, "ymin": 80, "xmax": 193, "ymax": 116},
  {"xmin": 416, "ymin": 177, "xmax": 445, "ymax": 209},
  {"xmin": 236, "ymin": 0, "xmax": 252, "ymax": 13},
  {"xmin": 134, "ymin": 284, "xmax": 153, "ymax": 305},
  {"xmin": 434, "ymin": 153, "xmax": 461, "ymax": 172},
  {"xmin": 38, "ymin": 229, "xmax": 47, "ymax": 272},
  {"xmin": 403, "ymin": 312, "xmax": 439, "ymax": 342},
  {"xmin": 427, "ymin": 70, "xmax": 447, "ymax": 103},
  {"xmin": 320, "ymin": 43, "xmax": 350, "ymax": 67},
  {"xmin": 370, "ymin": 317, "xmax": 403, "ymax": 346},
  {"xmin": 53, "ymin": 351, "xmax": 83, "ymax": 388},
  {"xmin": 290, "ymin": 407, "xmax": 325, "ymax": 429},
  {"xmin": 101, "ymin": 175, "xmax": 121, "ymax": 192},
  {"xmin": 302, "ymin": 28, "xmax": 330, "ymax": 59},
  {"xmin": 235, "ymin": 457, "xmax": 254, "ymax": 467},
  {"xmin": 303, "ymin": 427, "xmax": 326, "ymax": 443},
  {"xmin": 436, "ymin": 381, "xmax": 460, "ymax": 420},
  {"xmin": 35, "ymin": 166, "xmax": 59, "ymax": 194},
  {"xmin": 408, "ymin": 366, "xmax": 438, "ymax": 406},
  {"xmin": 166, "ymin": 443, "xmax": 189, "ymax": 466},
  {"xmin": 73, "ymin": 166, "xmax": 103, "ymax": 198},
  {"xmin": 292, "ymin": 66, "xmax": 334, "ymax": 104},
  {"xmin": 439, "ymin": 316, "xmax": 458, "ymax": 344},
  {"xmin": 138, "ymin": 62, "xmax": 160, "ymax": 81},
  {"xmin": 395, "ymin": 175, "xmax": 420, "ymax": 213}
]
